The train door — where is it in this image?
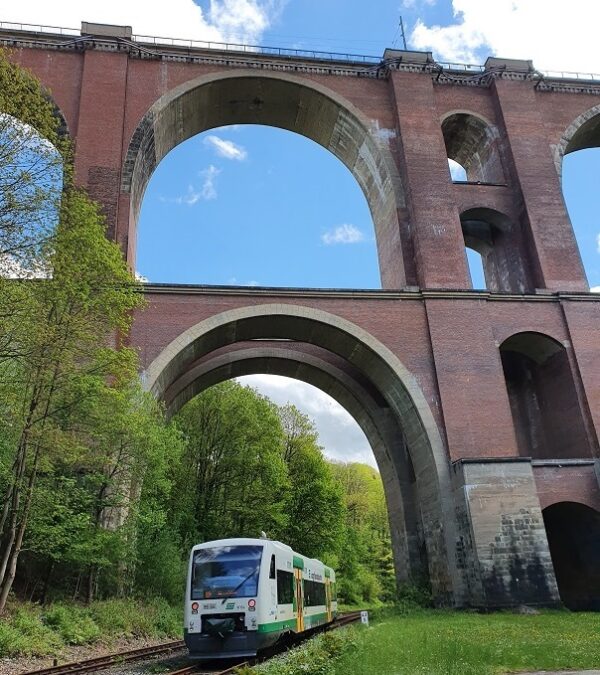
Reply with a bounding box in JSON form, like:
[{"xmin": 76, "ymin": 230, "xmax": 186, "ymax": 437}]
[
  {"xmin": 325, "ymin": 578, "xmax": 332, "ymax": 622},
  {"xmin": 294, "ymin": 568, "xmax": 304, "ymax": 632}
]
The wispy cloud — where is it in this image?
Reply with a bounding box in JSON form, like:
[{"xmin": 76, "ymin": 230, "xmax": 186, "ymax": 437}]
[
  {"xmin": 227, "ymin": 277, "xmax": 260, "ymax": 286},
  {"xmin": 160, "ymin": 165, "xmax": 221, "ymax": 205},
  {"xmin": 402, "ymin": 0, "xmax": 436, "ymax": 9},
  {"xmin": 204, "ymin": 135, "xmax": 248, "ymax": 161},
  {"xmin": 321, "ymin": 224, "xmax": 365, "ymax": 245},
  {"xmin": 596, "ymin": 233, "xmax": 600, "ymax": 254}
]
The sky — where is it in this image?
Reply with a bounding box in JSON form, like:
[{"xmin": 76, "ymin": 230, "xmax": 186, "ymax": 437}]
[{"xmin": 4, "ymin": 0, "xmax": 600, "ymax": 468}]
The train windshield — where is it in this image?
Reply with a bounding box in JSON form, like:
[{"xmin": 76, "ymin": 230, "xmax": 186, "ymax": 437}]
[{"xmin": 191, "ymin": 545, "xmax": 263, "ymax": 600}]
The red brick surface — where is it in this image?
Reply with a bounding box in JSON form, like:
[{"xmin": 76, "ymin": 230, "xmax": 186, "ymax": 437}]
[{"xmin": 7, "ymin": 44, "xmax": 600, "ymax": 515}]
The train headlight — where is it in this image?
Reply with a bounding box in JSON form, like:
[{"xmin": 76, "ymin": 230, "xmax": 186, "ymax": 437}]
[{"xmin": 248, "ymin": 599, "xmax": 256, "ymax": 611}]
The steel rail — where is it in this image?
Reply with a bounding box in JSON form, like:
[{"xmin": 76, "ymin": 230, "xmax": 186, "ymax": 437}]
[{"xmin": 21, "ymin": 640, "xmax": 186, "ymax": 675}]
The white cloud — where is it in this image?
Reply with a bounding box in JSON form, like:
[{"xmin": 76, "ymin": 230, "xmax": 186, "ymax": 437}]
[
  {"xmin": 591, "ymin": 286, "xmax": 600, "ymax": 293},
  {"xmin": 410, "ymin": 0, "xmax": 600, "ymax": 73},
  {"xmin": 4, "ymin": 0, "xmax": 284, "ymax": 46},
  {"xmin": 135, "ymin": 271, "xmax": 149, "ymax": 282},
  {"xmin": 204, "ymin": 135, "xmax": 248, "ymax": 161},
  {"xmin": 238, "ymin": 374, "xmax": 376, "ymax": 467},
  {"xmin": 321, "ymin": 224, "xmax": 365, "ymax": 245},
  {"xmin": 0, "ymin": 255, "xmax": 49, "ymax": 279},
  {"xmin": 596, "ymin": 233, "xmax": 600, "ymax": 254}
]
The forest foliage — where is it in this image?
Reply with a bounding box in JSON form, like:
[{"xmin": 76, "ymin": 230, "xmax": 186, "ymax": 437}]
[{"xmin": 0, "ymin": 48, "xmax": 396, "ymax": 615}]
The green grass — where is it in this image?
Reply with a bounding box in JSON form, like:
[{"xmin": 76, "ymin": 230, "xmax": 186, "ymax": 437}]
[
  {"xmin": 331, "ymin": 610, "xmax": 600, "ymax": 675},
  {"xmin": 0, "ymin": 599, "xmax": 182, "ymax": 658}
]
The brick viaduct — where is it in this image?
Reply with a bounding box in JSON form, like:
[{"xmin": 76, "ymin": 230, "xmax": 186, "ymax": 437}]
[{"xmin": 4, "ymin": 21, "xmax": 599, "ymax": 610}]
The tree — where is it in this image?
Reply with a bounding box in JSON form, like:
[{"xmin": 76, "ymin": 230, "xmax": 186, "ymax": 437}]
[
  {"xmin": 0, "ymin": 188, "xmax": 144, "ymax": 611},
  {"xmin": 330, "ymin": 462, "xmax": 397, "ymax": 603},
  {"xmin": 278, "ymin": 405, "xmax": 345, "ymax": 559},
  {"xmin": 171, "ymin": 381, "xmax": 289, "ymax": 546}
]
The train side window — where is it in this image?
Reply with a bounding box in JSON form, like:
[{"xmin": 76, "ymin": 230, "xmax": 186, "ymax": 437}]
[
  {"xmin": 269, "ymin": 555, "xmax": 276, "ymax": 579},
  {"xmin": 277, "ymin": 570, "xmax": 294, "ymax": 604},
  {"xmin": 303, "ymin": 579, "xmax": 326, "ymax": 606}
]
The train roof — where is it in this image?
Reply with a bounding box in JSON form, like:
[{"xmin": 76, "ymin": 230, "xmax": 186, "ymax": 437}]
[{"xmin": 190, "ymin": 538, "xmax": 335, "ymax": 574}]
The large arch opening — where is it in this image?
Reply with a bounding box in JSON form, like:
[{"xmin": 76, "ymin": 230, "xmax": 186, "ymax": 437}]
[
  {"xmin": 142, "ymin": 304, "xmax": 457, "ymax": 605},
  {"xmin": 556, "ymin": 106, "xmax": 600, "ymax": 291},
  {"xmin": 136, "ymin": 125, "xmax": 381, "ymax": 288},
  {"xmin": 122, "ymin": 72, "xmax": 408, "ymax": 289},
  {"xmin": 542, "ymin": 502, "xmax": 600, "ymax": 610},
  {"xmin": 499, "ymin": 332, "xmax": 592, "ymax": 459}
]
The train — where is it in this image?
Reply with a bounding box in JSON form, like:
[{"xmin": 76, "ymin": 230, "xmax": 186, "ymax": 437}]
[{"xmin": 184, "ymin": 537, "xmax": 338, "ymax": 660}]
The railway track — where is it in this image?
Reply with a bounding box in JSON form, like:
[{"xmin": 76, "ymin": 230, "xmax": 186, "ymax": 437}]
[
  {"xmin": 164, "ymin": 611, "xmax": 364, "ymax": 675},
  {"xmin": 21, "ymin": 611, "xmax": 364, "ymax": 675},
  {"xmin": 21, "ymin": 640, "xmax": 186, "ymax": 675}
]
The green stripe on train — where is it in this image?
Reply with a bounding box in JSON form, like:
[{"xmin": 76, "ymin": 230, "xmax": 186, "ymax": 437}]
[
  {"xmin": 257, "ymin": 618, "xmax": 297, "ymax": 633},
  {"xmin": 303, "ymin": 612, "xmax": 329, "ymax": 627},
  {"xmin": 257, "ymin": 612, "xmax": 331, "ymax": 634}
]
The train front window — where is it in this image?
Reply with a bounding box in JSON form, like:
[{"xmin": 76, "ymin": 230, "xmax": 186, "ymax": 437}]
[{"xmin": 191, "ymin": 545, "xmax": 263, "ymax": 600}]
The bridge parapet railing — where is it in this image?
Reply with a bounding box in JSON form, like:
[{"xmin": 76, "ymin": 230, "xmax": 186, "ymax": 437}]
[{"xmin": 2, "ymin": 20, "xmax": 600, "ymax": 82}]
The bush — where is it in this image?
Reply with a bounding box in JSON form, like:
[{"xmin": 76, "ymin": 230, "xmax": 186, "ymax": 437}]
[
  {"xmin": 43, "ymin": 604, "xmax": 101, "ymax": 645},
  {"xmin": 0, "ymin": 605, "xmax": 62, "ymax": 657},
  {"xmin": 253, "ymin": 626, "xmax": 358, "ymax": 675},
  {"xmin": 90, "ymin": 598, "xmax": 181, "ymax": 639}
]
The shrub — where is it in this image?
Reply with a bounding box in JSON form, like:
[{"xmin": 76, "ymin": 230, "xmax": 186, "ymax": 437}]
[
  {"xmin": 0, "ymin": 605, "xmax": 62, "ymax": 657},
  {"xmin": 43, "ymin": 604, "xmax": 100, "ymax": 645}
]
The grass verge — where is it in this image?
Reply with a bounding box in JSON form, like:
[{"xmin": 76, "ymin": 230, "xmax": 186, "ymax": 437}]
[
  {"xmin": 331, "ymin": 609, "xmax": 600, "ymax": 675},
  {"xmin": 0, "ymin": 599, "xmax": 182, "ymax": 658}
]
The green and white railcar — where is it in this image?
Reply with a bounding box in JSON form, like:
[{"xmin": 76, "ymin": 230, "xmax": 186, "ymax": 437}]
[{"xmin": 184, "ymin": 537, "xmax": 338, "ymax": 660}]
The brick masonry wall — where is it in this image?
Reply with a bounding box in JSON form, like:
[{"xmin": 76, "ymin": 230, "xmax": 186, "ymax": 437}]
[{"xmin": 6, "ymin": 37, "xmax": 600, "ymax": 606}]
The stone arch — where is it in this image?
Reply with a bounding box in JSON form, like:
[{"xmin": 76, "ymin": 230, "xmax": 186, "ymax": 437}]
[
  {"xmin": 442, "ymin": 111, "xmax": 506, "ymax": 183},
  {"xmin": 460, "ymin": 207, "xmax": 532, "ymax": 292},
  {"xmin": 122, "ymin": 70, "xmax": 406, "ymax": 288},
  {"xmin": 499, "ymin": 331, "xmax": 592, "ymax": 459},
  {"xmin": 554, "ymin": 103, "xmax": 600, "ymax": 178},
  {"xmin": 143, "ymin": 303, "xmax": 459, "ymax": 604},
  {"xmin": 542, "ymin": 501, "xmax": 600, "ymax": 610}
]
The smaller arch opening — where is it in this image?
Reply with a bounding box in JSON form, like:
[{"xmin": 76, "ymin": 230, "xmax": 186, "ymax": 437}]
[
  {"xmin": 543, "ymin": 502, "xmax": 600, "ymax": 610},
  {"xmin": 460, "ymin": 208, "xmax": 532, "ymax": 292},
  {"xmin": 499, "ymin": 332, "xmax": 592, "ymax": 459},
  {"xmin": 442, "ymin": 113, "xmax": 505, "ymax": 184}
]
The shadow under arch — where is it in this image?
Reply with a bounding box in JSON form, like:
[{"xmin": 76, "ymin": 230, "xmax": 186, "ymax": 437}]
[
  {"xmin": 441, "ymin": 111, "xmax": 506, "ymax": 184},
  {"xmin": 142, "ymin": 303, "xmax": 459, "ymax": 604},
  {"xmin": 542, "ymin": 501, "xmax": 600, "ymax": 610},
  {"xmin": 122, "ymin": 70, "xmax": 407, "ymax": 288},
  {"xmin": 499, "ymin": 331, "xmax": 593, "ymax": 459}
]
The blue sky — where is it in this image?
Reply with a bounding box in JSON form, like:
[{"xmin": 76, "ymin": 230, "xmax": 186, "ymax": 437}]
[{"xmin": 6, "ymin": 0, "xmax": 599, "ymax": 466}]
